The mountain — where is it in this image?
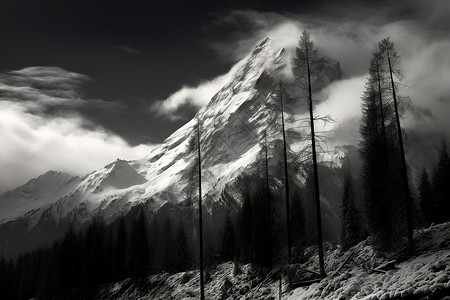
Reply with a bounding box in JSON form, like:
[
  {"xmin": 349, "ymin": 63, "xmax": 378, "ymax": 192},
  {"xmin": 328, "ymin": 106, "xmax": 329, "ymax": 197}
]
[
  {"xmin": 0, "ymin": 171, "xmax": 81, "ymax": 223},
  {"xmin": 0, "ymin": 38, "xmax": 348, "ymax": 258}
]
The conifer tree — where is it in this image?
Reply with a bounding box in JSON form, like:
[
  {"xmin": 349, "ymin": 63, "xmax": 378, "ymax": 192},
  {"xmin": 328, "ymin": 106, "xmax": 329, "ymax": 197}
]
[
  {"xmin": 58, "ymin": 227, "xmax": 82, "ymax": 293},
  {"xmin": 0, "ymin": 257, "xmax": 16, "ymax": 299},
  {"xmin": 158, "ymin": 216, "xmax": 173, "ymax": 272},
  {"xmin": 114, "ymin": 216, "xmax": 128, "ymax": 280},
  {"xmin": 38, "ymin": 243, "xmax": 60, "ymax": 299},
  {"xmin": 238, "ymin": 177, "xmax": 254, "ymax": 263},
  {"xmin": 432, "ymin": 141, "xmax": 450, "ymax": 223},
  {"xmin": 360, "ymin": 72, "xmax": 393, "ymax": 250},
  {"xmin": 418, "ymin": 169, "xmax": 433, "ymax": 227},
  {"xmin": 252, "ymin": 177, "xmax": 273, "ymax": 268},
  {"xmin": 220, "ymin": 212, "xmax": 236, "ymax": 262},
  {"xmin": 372, "ymin": 52, "xmax": 389, "ymax": 162},
  {"xmin": 290, "ymin": 184, "xmax": 305, "ymax": 260},
  {"xmin": 340, "ymin": 173, "xmax": 361, "ymax": 250},
  {"xmin": 360, "ymin": 41, "xmax": 414, "ymax": 251},
  {"xmin": 105, "ymin": 232, "xmax": 115, "ymax": 282},
  {"xmin": 83, "ymin": 218, "xmax": 106, "ymax": 287},
  {"xmin": 379, "ymin": 37, "xmax": 414, "ymax": 253},
  {"xmin": 294, "ymin": 30, "xmax": 326, "ymax": 277},
  {"xmin": 174, "ymin": 223, "xmax": 191, "ymax": 272},
  {"xmin": 18, "ymin": 253, "xmax": 37, "ymax": 300}
]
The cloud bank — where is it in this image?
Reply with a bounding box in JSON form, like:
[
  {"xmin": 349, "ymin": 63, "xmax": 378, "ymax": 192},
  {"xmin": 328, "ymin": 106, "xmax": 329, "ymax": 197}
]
[{"xmin": 0, "ymin": 67, "xmax": 154, "ymax": 192}]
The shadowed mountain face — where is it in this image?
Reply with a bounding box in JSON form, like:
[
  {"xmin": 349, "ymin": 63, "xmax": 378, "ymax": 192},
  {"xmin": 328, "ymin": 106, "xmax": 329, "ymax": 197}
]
[{"xmin": 0, "ymin": 38, "xmax": 349, "ymax": 258}]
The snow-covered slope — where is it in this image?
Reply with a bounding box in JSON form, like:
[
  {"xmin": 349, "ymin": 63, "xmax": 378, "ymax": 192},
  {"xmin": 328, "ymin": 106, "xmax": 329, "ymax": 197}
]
[
  {"xmin": 87, "ymin": 159, "xmax": 147, "ymax": 191},
  {"xmin": 0, "ymin": 38, "xmax": 346, "ymax": 253},
  {"xmin": 94, "ymin": 222, "xmax": 450, "ymax": 300},
  {"xmin": 0, "ymin": 171, "xmax": 81, "ymax": 222},
  {"xmin": 287, "ymin": 223, "xmax": 450, "ymax": 300}
]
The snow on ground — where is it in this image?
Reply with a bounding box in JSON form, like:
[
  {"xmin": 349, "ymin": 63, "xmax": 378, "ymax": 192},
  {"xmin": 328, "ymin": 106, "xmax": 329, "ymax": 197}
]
[
  {"xmin": 96, "ymin": 223, "xmax": 450, "ymax": 300},
  {"xmin": 287, "ymin": 222, "xmax": 450, "ymax": 300},
  {"xmin": 96, "ymin": 262, "xmax": 281, "ymax": 300}
]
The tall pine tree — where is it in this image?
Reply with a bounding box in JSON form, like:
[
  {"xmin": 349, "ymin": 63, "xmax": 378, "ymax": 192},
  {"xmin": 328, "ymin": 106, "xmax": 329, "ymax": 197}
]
[
  {"xmin": 360, "ymin": 41, "xmax": 414, "ymax": 251},
  {"xmin": 294, "ymin": 30, "xmax": 326, "ymax": 277},
  {"xmin": 379, "ymin": 38, "xmax": 414, "ymax": 253}
]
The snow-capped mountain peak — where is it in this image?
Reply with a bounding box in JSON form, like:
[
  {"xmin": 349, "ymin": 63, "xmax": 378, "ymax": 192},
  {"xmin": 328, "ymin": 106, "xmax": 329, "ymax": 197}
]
[{"xmin": 86, "ymin": 159, "xmax": 147, "ymax": 192}]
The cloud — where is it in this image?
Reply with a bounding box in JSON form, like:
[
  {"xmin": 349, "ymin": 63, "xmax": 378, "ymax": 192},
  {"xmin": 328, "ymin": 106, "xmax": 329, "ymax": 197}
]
[
  {"xmin": 150, "ymin": 60, "xmax": 245, "ymax": 120},
  {"xmin": 0, "ymin": 67, "xmax": 155, "ymax": 192},
  {"xmin": 116, "ymin": 45, "xmax": 140, "ymax": 55},
  {"xmin": 0, "ymin": 66, "xmax": 124, "ymax": 114},
  {"xmin": 0, "ymin": 66, "xmax": 88, "ymax": 107},
  {"xmin": 317, "ymin": 76, "xmax": 367, "ymax": 124}
]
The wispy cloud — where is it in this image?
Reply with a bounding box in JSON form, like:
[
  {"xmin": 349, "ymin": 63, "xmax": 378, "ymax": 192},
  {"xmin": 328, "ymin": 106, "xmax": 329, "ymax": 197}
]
[
  {"xmin": 0, "ymin": 67, "xmax": 154, "ymax": 192},
  {"xmin": 0, "ymin": 66, "xmax": 124, "ymax": 114},
  {"xmin": 150, "ymin": 60, "xmax": 244, "ymax": 120},
  {"xmin": 116, "ymin": 45, "xmax": 140, "ymax": 55}
]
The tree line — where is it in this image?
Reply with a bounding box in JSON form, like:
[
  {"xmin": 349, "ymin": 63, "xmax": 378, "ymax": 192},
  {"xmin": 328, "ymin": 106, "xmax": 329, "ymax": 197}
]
[
  {"xmin": 0, "ymin": 210, "xmax": 193, "ymax": 299},
  {"xmin": 418, "ymin": 142, "xmax": 450, "ymax": 227}
]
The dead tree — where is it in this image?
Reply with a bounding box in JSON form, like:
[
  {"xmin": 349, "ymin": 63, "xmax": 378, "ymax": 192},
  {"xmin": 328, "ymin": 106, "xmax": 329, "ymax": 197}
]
[
  {"xmin": 279, "ymin": 82, "xmax": 292, "ymax": 262},
  {"xmin": 263, "ymin": 131, "xmax": 273, "ymax": 268},
  {"xmin": 196, "ymin": 118, "xmax": 206, "ymax": 300},
  {"xmin": 295, "ymin": 30, "xmax": 326, "ymax": 277}
]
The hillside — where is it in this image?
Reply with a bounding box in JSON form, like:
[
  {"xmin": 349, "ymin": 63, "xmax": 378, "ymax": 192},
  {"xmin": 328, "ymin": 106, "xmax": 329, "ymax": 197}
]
[{"xmin": 95, "ymin": 223, "xmax": 450, "ymax": 299}]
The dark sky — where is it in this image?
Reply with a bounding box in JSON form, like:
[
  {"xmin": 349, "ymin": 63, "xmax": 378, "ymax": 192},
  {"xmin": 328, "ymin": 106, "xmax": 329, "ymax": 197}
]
[{"xmin": 0, "ymin": 0, "xmax": 390, "ymax": 144}]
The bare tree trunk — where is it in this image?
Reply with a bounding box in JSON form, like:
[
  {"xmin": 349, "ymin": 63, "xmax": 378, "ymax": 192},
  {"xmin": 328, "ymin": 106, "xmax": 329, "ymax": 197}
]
[
  {"xmin": 279, "ymin": 82, "xmax": 292, "ymax": 262},
  {"xmin": 386, "ymin": 51, "xmax": 414, "ymax": 255},
  {"xmin": 197, "ymin": 120, "xmax": 205, "ymax": 300},
  {"xmin": 305, "ymin": 45, "xmax": 326, "ymax": 278},
  {"xmin": 264, "ymin": 132, "xmax": 273, "ymax": 268}
]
